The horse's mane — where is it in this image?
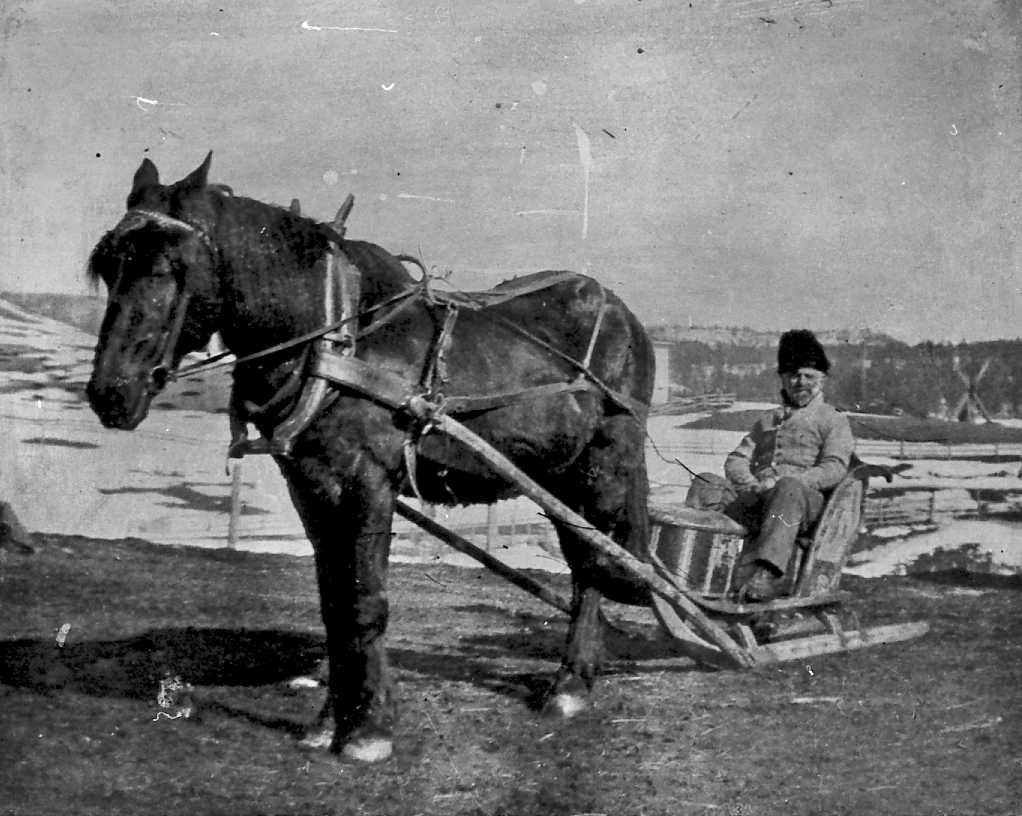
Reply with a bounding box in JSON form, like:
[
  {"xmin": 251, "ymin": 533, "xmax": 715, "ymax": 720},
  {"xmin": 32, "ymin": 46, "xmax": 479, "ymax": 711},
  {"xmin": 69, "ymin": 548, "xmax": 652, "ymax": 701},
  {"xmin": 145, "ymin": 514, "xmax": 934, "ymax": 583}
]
[{"xmin": 86, "ymin": 185, "xmax": 418, "ymax": 299}]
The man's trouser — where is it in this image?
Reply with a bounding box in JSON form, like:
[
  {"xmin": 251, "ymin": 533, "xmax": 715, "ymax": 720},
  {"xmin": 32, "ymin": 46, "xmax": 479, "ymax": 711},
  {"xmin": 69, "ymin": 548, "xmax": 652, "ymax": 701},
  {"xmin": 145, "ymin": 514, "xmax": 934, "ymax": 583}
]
[{"xmin": 685, "ymin": 474, "xmax": 825, "ymax": 576}]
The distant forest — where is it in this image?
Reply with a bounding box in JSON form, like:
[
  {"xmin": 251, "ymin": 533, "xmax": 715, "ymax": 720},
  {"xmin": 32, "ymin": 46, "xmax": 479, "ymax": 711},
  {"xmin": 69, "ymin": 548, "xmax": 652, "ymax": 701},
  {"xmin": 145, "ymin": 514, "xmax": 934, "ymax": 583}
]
[
  {"xmin": 4, "ymin": 292, "xmax": 1021, "ymax": 419},
  {"xmin": 650, "ymin": 328, "xmax": 1022, "ymax": 419}
]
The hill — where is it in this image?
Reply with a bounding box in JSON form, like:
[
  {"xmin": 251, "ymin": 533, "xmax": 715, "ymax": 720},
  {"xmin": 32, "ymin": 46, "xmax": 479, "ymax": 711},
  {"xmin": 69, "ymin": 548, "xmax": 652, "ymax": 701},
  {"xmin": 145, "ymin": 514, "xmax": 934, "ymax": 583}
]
[
  {"xmin": 4, "ymin": 292, "xmax": 1019, "ymax": 418},
  {"xmin": 647, "ymin": 324, "xmax": 899, "ymax": 348},
  {"xmin": 0, "ymin": 291, "xmax": 107, "ymax": 335}
]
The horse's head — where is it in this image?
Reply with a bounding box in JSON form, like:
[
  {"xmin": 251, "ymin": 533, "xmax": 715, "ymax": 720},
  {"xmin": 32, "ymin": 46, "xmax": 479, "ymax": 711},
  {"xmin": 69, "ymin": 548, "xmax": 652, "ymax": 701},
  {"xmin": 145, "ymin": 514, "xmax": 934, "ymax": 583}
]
[{"xmin": 87, "ymin": 153, "xmax": 222, "ymax": 429}]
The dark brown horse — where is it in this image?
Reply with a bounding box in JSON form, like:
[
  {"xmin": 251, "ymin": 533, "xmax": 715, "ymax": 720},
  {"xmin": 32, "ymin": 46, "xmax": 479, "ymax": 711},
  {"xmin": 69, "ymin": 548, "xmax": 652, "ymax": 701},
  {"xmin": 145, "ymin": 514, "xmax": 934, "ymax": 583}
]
[{"xmin": 86, "ymin": 154, "xmax": 655, "ymax": 762}]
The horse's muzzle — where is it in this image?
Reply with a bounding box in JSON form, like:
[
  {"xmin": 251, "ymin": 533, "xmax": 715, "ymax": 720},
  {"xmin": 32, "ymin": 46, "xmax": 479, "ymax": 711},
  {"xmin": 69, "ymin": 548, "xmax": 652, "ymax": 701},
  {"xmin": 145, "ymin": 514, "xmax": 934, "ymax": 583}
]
[{"xmin": 86, "ymin": 375, "xmax": 152, "ymax": 430}]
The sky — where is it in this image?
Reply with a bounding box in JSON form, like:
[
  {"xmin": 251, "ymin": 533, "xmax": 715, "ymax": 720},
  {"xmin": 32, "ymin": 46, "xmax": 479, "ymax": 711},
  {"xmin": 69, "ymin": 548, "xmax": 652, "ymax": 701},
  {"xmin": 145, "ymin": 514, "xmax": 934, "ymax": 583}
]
[{"xmin": 1, "ymin": 0, "xmax": 1019, "ymax": 343}]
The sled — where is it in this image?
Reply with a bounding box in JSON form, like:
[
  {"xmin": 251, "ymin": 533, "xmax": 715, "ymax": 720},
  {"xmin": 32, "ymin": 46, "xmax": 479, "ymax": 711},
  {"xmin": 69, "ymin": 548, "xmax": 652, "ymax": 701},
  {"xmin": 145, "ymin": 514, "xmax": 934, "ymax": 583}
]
[
  {"xmin": 647, "ymin": 473, "xmax": 930, "ymax": 667},
  {"xmin": 392, "ymin": 406, "xmax": 929, "ymax": 669}
]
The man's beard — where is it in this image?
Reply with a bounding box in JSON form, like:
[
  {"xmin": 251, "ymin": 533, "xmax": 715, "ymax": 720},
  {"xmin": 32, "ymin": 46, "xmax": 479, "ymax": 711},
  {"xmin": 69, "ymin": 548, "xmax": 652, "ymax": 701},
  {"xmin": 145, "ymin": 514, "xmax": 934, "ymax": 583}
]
[{"xmin": 782, "ymin": 387, "xmax": 818, "ymax": 408}]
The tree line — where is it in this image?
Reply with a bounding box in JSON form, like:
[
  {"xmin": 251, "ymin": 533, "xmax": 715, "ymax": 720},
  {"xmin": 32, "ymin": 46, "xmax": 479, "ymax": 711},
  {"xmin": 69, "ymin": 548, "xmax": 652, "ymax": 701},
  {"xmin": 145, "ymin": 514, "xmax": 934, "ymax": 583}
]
[{"xmin": 659, "ymin": 336, "xmax": 1022, "ymax": 419}]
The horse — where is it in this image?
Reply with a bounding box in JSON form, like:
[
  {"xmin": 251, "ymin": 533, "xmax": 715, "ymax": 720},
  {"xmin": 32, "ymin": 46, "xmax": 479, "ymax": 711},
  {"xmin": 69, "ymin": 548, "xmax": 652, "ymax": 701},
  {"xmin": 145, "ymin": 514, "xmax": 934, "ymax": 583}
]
[{"xmin": 86, "ymin": 153, "xmax": 655, "ymax": 762}]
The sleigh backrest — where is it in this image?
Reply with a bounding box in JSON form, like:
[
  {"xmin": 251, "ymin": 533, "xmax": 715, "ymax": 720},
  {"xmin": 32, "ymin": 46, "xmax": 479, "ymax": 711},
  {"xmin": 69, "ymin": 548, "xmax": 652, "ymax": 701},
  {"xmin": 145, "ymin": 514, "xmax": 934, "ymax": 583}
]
[{"xmin": 789, "ymin": 474, "xmax": 866, "ymax": 597}]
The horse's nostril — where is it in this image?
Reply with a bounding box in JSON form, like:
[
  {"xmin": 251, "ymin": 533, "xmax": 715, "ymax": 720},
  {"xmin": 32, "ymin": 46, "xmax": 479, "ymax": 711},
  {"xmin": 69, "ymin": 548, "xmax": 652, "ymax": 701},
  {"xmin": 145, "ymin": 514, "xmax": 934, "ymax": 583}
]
[{"xmin": 150, "ymin": 365, "xmax": 169, "ymax": 391}]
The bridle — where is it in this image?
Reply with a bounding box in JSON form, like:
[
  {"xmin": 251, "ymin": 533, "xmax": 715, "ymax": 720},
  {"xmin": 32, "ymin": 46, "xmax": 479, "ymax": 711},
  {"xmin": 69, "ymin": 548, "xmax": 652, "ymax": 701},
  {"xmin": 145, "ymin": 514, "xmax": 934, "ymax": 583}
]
[{"xmin": 109, "ymin": 209, "xmax": 214, "ymax": 393}]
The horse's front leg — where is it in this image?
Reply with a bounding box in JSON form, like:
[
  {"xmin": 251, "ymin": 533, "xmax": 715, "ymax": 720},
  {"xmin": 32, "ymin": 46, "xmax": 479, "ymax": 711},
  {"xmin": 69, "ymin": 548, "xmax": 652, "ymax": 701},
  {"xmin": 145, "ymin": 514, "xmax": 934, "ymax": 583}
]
[
  {"xmin": 545, "ymin": 577, "xmax": 605, "ymax": 718},
  {"xmin": 282, "ymin": 459, "xmax": 398, "ymax": 763}
]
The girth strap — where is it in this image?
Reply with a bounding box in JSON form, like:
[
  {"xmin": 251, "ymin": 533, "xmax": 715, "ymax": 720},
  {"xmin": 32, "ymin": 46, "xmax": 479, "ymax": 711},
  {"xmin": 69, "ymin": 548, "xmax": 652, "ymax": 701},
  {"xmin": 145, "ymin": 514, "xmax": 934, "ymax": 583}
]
[
  {"xmin": 440, "ymin": 379, "xmax": 597, "ymax": 415},
  {"xmin": 313, "ymin": 352, "xmax": 600, "ymax": 416}
]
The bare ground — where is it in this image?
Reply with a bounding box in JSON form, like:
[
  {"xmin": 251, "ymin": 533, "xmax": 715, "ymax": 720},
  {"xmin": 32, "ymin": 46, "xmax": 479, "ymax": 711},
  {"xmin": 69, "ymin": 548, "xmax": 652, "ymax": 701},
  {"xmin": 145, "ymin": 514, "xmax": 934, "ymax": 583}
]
[{"xmin": 1, "ymin": 534, "xmax": 1019, "ymax": 816}]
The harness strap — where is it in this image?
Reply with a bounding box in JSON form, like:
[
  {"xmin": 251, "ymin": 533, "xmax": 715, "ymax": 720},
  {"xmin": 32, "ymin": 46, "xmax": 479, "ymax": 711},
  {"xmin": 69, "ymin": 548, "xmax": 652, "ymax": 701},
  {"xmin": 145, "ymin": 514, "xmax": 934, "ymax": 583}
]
[
  {"xmin": 313, "ymin": 352, "xmax": 416, "ymax": 411},
  {"xmin": 581, "ymin": 286, "xmax": 607, "ymax": 370},
  {"xmin": 424, "ymin": 304, "xmax": 459, "ymax": 393},
  {"xmin": 155, "ymin": 290, "xmax": 193, "ymax": 376},
  {"xmin": 428, "ymin": 271, "xmax": 583, "ymax": 311},
  {"xmin": 312, "ymin": 353, "xmax": 601, "ymax": 417},
  {"xmin": 490, "ymin": 314, "xmax": 649, "ymax": 421},
  {"xmin": 266, "ymin": 240, "xmax": 361, "ymax": 456}
]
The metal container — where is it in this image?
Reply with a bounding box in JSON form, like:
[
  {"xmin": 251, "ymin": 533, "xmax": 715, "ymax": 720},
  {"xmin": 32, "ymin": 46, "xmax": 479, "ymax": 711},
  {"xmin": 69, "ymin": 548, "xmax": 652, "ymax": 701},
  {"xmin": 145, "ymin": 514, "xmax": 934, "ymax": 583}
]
[{"xmin": 649, "ymin": 503, "xmax": 747, "ymax": 596}]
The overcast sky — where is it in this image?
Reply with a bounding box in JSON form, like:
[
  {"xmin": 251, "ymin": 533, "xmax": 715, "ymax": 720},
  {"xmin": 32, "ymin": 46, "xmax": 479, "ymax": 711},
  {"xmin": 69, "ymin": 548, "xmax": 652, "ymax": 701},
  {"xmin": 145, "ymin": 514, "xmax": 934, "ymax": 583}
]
[{"xmin": 2, "ymin": 0, "xmax": 1019, "ymax": 343}]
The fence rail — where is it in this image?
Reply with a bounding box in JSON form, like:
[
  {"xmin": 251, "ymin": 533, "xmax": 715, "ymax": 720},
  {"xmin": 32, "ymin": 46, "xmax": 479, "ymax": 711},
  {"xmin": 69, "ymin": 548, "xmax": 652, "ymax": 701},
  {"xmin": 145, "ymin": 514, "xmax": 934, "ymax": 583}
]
[
  {"xmin": 650, "ymin": 393, "xmax": 736, "ymax": 415},
  {"xmin": 222, "ymin": 437, "xmax": 1021, "ymax": 551},
  {"xmin": 650, "ymin": 438, "xmax": 1022, "ymax": 462}
]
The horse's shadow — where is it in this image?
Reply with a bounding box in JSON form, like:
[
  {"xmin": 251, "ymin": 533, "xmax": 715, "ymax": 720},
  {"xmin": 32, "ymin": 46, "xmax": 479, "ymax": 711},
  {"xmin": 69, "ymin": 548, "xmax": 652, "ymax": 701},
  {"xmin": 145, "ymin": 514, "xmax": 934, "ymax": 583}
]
[
  {"xmin": 0, "ymin": 609, "xmax": 695, "ymax": 730},
  {"xmin": 911, "ymin": 569, "xmax": 1022, "ymax": 591},
  {"xmin": 0, "ymin": 627, "xmax": 328, "ymax": 699},
  {"xmin": 388, "ymin": 603, "xmax": 702, "ymax": 708}
]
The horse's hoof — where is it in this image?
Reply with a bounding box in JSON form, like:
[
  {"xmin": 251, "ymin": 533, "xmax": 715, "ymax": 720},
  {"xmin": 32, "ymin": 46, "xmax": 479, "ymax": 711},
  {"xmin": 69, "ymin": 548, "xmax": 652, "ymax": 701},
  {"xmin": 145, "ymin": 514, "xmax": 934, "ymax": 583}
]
[
  {"xmin": 340, "ymin": 736, "xmax": 393, "ymax": 763},
  {"xmin": 298, "ymin": 726, "xmax": 334, "ymax": 751},
  {"xmin": 544, "ymin": 692, "xmax": 588, "ymax": 719}
]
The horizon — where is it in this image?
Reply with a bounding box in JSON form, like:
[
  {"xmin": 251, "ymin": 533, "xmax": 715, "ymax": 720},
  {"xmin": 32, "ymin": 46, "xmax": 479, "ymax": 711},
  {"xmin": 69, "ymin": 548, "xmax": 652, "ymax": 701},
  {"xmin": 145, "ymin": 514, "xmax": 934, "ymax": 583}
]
[
  {"xmin": 2, "ymin": 1, "xmax": 1018, "ymax": 345},
  {"xmin": 4, "ymin": 288, "xmax": 1019, "ymax": 347}
]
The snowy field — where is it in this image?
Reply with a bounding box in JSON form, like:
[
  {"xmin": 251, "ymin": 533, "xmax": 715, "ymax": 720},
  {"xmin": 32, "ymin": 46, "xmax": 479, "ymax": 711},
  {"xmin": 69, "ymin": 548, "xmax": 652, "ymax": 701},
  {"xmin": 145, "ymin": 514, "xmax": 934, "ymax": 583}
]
[{"xmin": 2, "ymin": 297, "xmax": 1019, "ymax": 578}]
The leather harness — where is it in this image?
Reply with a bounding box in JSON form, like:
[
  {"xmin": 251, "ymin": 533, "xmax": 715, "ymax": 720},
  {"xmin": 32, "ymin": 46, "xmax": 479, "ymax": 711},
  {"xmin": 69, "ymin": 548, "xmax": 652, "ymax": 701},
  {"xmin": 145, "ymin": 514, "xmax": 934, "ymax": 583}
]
[
  {"xmin": 121, "ymin": 199, "xmax": 645, "ymax": 463},
  {"xmin": 228, "ymin": 255, "xmax": 629, "ymax": 460}
]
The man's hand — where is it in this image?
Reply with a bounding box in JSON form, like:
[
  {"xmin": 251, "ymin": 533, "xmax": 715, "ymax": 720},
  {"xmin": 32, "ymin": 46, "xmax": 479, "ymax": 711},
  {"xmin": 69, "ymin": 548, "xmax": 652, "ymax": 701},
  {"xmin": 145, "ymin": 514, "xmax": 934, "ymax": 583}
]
[{"xmin": 757, "ymin": 476, "xmax": 778, "ymax": 494}]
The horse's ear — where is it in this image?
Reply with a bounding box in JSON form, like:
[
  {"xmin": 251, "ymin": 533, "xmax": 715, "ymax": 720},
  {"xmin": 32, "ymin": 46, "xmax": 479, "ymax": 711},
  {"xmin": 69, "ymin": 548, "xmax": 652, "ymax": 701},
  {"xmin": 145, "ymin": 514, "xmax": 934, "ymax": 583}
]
[
  {"xmin": 131, "ymin": 158, "xmax": 159, "ymax": 195},
  {"xmin": 178, "ymin": 151, "xmax": 213, "ymax": 193}
]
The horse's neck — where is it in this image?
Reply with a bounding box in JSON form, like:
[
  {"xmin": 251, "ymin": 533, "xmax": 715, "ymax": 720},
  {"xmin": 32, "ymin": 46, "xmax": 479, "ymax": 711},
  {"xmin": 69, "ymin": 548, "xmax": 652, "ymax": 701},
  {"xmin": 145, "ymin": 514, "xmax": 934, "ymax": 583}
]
[
  {"xmin": 341, "ymin": 240, "xmax": 419, "ymax": 305},
  {"xmin": 212, "ymin": 201, "xmax": 330, "ymax": 355},
  {"xmin": 210, "ymin": 201, "xmax": 413, "ymax": 357}
]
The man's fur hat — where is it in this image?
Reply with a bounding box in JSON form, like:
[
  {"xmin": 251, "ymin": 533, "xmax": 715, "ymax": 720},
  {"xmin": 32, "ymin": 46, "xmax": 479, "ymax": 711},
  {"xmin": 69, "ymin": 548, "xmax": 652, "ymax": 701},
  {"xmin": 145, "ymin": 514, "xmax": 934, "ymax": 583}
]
[{"xmin": 777, "ymin": 329, "xmax": 830, "ymax": 374}]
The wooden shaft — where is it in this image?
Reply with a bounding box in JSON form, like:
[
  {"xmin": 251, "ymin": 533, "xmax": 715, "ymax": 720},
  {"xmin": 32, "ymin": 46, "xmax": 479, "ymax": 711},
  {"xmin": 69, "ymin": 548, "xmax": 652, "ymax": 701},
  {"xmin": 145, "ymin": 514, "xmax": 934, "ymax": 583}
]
[
  {"xmin": 424, "ymin": 410, "xmax": 753, "ymax": 667},
  {"xmin": 395, "ymin": 499, "xmax": 572, "ymax": 615}
]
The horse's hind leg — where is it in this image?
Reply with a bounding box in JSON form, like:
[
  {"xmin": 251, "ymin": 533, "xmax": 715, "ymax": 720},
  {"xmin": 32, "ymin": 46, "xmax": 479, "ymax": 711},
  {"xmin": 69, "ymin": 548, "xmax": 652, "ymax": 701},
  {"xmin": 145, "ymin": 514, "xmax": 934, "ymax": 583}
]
[
  {"xmin": 281, "ymin": 461, "xmax": 398, "ymax": 763},
  {"xmin": 546, "ymin": 413, "xmax": 651, "ymax": 716}
]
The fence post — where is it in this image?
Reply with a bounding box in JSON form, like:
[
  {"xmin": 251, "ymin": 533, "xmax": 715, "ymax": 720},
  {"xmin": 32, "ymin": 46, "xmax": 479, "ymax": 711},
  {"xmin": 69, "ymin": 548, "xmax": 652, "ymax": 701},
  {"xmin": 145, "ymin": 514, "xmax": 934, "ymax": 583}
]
[
  {"xmin": 228, "ymin": 460, "xmax": 243, "ymax": 548},
  {"xmin": 927, "ymin": 491, "xmax": 936, "ymax": 524},
  {"xmin": 486, "ymin": 504, "xmax": 499, "ymax": 552}
]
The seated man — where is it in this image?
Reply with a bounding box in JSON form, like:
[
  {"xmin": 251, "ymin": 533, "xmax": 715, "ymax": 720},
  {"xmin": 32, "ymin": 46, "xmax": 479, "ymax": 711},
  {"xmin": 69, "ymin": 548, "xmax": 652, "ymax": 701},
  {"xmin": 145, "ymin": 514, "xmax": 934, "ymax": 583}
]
[{"xmin": 686, "ymin": 329, "xmax": 854, "ymax": 602}]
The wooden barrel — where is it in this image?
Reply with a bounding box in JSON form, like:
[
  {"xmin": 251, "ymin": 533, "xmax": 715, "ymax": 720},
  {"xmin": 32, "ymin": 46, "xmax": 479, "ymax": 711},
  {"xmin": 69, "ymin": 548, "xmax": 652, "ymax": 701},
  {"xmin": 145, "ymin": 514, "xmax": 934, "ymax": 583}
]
[{"xmin": 649, "ymin": 502, "xmax": 748, "ymax": 596}]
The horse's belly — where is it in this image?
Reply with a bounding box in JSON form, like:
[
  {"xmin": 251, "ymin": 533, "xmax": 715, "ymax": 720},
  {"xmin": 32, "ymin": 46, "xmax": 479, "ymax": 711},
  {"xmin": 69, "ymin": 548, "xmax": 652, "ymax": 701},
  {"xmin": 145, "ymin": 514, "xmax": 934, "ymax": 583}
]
[{"xmin": 411, "ymin": 399, "xmax": 598, "ymax": 503}]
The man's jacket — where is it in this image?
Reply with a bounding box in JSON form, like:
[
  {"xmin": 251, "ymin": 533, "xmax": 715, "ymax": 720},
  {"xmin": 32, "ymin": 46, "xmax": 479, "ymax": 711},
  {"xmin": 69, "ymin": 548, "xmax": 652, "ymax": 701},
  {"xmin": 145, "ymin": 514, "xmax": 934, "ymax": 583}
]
[{"xmin": 724, "ymin": 394, "xmax": 855, "ymax": 493}]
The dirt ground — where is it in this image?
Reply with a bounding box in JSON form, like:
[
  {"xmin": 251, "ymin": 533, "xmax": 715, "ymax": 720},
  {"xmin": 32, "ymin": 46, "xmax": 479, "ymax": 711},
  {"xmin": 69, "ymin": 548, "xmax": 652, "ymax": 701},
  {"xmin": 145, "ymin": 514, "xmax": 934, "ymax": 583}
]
[{"xmin": 1, "ymin": 534, "xmax": 1019, "ymax": 816}]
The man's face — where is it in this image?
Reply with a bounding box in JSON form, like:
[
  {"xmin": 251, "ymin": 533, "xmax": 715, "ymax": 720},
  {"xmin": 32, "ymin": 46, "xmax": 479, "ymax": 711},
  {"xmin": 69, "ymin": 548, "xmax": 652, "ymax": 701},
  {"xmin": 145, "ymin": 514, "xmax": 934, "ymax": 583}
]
[{"xmin": 781, "ymin": 367, "xmax": 825, "ymax": 407}]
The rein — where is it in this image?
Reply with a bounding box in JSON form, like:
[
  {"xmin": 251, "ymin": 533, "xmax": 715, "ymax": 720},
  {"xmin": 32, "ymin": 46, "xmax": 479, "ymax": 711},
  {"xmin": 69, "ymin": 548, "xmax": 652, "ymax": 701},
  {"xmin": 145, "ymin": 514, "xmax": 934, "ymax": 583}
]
[{"xmin": 170, "ymin": 284, "xmax": 421, "ymax": 382}]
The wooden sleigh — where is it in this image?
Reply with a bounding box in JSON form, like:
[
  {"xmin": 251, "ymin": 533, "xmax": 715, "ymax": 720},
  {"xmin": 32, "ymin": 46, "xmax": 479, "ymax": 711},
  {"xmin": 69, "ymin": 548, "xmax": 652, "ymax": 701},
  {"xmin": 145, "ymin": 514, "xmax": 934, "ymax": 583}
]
[
  {"xmin": 387, "ymin": 412, "xmax": 929, "ymax": 670},
  {"xmin": 646, "ymin": 473, "xmax": 929, "ymax": 667}
]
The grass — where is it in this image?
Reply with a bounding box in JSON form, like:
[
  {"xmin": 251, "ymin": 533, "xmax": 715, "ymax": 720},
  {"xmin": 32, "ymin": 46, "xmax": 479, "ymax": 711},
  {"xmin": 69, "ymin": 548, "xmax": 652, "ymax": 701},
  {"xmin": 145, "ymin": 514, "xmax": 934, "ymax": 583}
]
[{"xmin": 1, "ymin": 533, "xmax": 1020, "ymax": 815}]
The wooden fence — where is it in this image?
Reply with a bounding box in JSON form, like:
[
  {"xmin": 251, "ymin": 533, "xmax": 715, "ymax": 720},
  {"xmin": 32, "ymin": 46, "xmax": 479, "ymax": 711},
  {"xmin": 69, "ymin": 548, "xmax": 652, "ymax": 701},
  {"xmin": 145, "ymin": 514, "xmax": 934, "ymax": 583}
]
[
  {"xmin": 651, "ymin": 437, "xmax": 1022, "ymax": 462},
  {"xmin": 650, "ymin": 392, "xmax": 736, "ymax": 416},
  {"xmin": 224, "ymin": 437, "xmax": 1021, "ymax": 550}
]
